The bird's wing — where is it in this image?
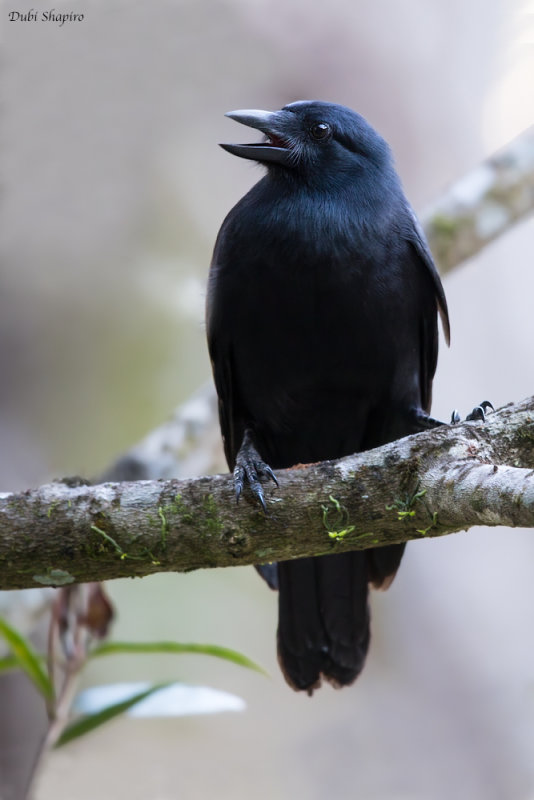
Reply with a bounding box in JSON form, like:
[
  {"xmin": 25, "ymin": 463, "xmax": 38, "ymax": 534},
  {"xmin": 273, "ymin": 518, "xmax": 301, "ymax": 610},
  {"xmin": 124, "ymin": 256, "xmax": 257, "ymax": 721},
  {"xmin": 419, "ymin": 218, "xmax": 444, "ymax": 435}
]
[
  {"xmin": 207, "ymin": 340, "xmax": 241, "ymax": 471},
  {"xmin": 403, "ymin": 206, "xmax": 450, "ymax": 413},
  {"xmin": 405, "ymin": 205, "xmax": 450, "ymax": 345},
  {"xmin": 206, "ymin": 257, "xmax": 244, "ymax": 471}
]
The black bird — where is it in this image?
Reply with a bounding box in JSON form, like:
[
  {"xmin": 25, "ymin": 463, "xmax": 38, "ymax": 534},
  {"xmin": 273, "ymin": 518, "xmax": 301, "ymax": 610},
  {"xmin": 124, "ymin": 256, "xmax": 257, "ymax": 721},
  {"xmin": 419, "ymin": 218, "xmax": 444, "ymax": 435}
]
[{"xmin": 206, "ymin": 101, "xmax": 450, "ymax": 694}]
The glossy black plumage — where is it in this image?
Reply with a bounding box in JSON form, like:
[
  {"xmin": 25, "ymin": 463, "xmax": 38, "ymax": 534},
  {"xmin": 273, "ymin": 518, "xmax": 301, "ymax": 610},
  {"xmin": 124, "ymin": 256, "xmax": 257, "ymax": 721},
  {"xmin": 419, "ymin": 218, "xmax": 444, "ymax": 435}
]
[{"xmin": 207, "ymin": 101, "xmax": 449, "ymax": 693}]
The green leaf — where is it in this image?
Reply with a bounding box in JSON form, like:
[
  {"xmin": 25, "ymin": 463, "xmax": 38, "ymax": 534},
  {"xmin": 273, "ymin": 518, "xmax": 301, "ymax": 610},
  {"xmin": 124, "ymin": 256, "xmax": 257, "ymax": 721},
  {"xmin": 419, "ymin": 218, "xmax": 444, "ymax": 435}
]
[
  {"xmin": 0, "ymin": 617, "xmax": 54, "ymax": 701},
  {"xmin": 90, "ymin": 641, "xmax": 267, "ymax": 675},
  {"xmin": 0, "ymin": 655, "xmax": 19, "ymax": 674},
  {"xmin": 55, "ymin": 683, "xmax": 169, "ymax": 747}
]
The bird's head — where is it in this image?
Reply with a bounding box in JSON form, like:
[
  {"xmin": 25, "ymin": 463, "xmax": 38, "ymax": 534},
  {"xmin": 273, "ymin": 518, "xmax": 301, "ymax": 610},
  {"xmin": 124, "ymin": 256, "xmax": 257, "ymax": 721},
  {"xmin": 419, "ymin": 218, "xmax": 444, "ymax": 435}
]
[{"xmin": 220, "ymin": 101, "xmax": 393, "ymax": 182}]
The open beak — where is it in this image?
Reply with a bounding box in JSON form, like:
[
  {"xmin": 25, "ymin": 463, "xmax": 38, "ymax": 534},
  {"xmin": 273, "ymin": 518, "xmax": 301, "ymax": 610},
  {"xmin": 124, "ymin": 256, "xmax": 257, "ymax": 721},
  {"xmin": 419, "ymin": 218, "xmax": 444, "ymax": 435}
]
[{"xmin": 220, "ymin": 109, "xmax": 293, "ymax": 166}]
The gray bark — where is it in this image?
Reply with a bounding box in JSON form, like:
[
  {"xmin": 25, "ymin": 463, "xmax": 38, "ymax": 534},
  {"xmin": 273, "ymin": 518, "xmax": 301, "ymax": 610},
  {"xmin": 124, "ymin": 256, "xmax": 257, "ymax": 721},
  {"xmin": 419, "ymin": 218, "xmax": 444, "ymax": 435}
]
[
  {"xmin": 424, "ymin": 125, "xmax": 534, "ymax": 273},
  {"xmin": 1, "ymin": 398, "xmax": 533, "ymax": 591}
]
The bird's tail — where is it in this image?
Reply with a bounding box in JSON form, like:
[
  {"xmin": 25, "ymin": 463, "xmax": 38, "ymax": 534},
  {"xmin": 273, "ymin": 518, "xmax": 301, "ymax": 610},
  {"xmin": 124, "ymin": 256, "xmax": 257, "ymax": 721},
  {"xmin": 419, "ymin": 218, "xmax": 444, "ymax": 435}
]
[
  {"xmin": 276, "ymin": 544, "xmax": 405, "ymax": 693},
  {"xmin": 276, "ymin": 551, "xmax": 371, "ymax": 694}
]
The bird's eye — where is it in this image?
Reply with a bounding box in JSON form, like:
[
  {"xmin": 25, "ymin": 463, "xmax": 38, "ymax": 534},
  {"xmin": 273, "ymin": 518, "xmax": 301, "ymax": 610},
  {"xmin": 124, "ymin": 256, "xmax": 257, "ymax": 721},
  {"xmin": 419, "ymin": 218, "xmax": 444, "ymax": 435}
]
[{"xmin": 309, "ymin": 122, "xmax": 331, "ymax": 141}]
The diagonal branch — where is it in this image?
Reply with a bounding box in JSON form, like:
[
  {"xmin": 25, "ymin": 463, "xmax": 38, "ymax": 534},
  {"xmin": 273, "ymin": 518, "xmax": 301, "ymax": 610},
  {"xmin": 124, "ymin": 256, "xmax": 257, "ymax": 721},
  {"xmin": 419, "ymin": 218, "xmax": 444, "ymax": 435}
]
[
  {"xmin": 424, "ymin": 125, "xmax": 534, "ymax": 274},
  {"xmin": 1, "ymin": 397, "xmax": 533, "ymax": 591}
]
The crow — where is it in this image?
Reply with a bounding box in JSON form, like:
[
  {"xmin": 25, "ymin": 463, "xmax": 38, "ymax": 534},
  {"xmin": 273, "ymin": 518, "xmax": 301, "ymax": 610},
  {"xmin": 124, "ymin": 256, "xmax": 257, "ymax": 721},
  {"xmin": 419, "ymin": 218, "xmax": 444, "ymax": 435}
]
[{"xmin": 206, "ymin": 100, "xmax": 451, "ymax": 694}]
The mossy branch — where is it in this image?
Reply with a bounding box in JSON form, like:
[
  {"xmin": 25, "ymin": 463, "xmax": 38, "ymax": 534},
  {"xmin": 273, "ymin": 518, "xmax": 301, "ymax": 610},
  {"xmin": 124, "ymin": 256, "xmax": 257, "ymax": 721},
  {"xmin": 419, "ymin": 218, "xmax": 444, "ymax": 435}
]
[
  {"xmin": 1, "ymin": 397, "xmax": 533, "ymax": 591},
  {"xmin": 4, "ymin": 120, "xmax": 534, "ymax": 588},
  {"xmin": 423, "ymin": 125, "xmax": 534, "ymax": 274}
]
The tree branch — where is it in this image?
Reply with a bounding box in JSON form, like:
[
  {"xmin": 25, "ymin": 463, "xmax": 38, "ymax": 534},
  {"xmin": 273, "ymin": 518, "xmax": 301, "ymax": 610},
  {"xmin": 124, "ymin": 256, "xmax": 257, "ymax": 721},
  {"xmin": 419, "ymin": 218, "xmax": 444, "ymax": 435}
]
[
  {"xmin": 98, "ymin": 382, "xmax": 222, "ymax": 483},
  {"xmin": 423, "ymin": 125, "xmax": 534, "ymax": 274},
  {"xmin": 1, "ymin": 398, "xmax": 533, "ymax": 591},
  {"xmin": 2, "ymin": 130, "xmax": 534, "ymax": 592}
]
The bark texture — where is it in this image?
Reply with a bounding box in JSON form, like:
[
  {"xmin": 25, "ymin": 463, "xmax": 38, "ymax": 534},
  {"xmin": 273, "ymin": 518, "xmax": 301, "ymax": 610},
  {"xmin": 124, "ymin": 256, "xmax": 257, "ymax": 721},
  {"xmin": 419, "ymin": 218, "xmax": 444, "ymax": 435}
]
[{"xmin": 1, "ymin": 398, "xmax": 533, "ymax": 590}]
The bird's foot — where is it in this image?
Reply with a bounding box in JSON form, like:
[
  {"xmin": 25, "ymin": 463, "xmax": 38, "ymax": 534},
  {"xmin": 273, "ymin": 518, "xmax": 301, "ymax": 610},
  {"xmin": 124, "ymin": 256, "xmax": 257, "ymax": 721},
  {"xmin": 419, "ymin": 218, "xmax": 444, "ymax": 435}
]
[
  {"xmin": 450, "ymin": 400, "xmax": 494, "ymax": 424},
  {"xmin": 234, "ymin": 431, "xmax": 278, "ymax": 512}
]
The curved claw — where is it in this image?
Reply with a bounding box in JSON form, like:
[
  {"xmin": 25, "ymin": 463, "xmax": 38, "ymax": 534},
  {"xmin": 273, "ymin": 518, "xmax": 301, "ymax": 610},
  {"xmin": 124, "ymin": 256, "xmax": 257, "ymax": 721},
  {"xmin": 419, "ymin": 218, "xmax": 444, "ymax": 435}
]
[
  {"xmin": 233, "ymin": 430, "xmax": 278, "ymax": 512},
  {"xmin": 246, "ymin": 461, "xmax": 266, "ymax": 509},
  {"xmin": 234, "ymin": 460, "xmax": 270, "ymax": 511},
  {"xmin": 234, "ymin": 463, "xmax": 266, "ymax": 508},
  {"xmin": 466, "ymin": 400, "xmax": 494, "ymax": 422},
  {"xmin": 262, "ymin": 464, "xmax": 279, "ymax": 487},
  {"xmin": 451, "ymin": 401, "xmax": 494, "ymax": 424}
]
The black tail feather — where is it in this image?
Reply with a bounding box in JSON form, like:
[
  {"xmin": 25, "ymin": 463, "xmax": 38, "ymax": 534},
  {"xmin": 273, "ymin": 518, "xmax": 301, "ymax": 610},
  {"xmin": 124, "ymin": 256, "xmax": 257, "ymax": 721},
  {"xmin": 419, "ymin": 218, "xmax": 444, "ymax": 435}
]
[
  {"xmin": 366, "ymin": 543, "xmax": 405, "ymax": 589},
  {"xmin": 255, "ymin": 563, "xmax": 279, "ymax": 590},
  {"xmin": 277, "ymin": 552, "xmax": 371, "ymax": 694}
]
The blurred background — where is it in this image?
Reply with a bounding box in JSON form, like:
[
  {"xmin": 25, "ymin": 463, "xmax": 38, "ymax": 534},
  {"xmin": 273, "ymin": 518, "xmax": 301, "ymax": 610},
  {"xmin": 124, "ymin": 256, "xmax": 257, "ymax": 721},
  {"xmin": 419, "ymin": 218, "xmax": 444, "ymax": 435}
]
[{"xmin": 2, "ymin": 0, "xmax": 534, "ymax": 797}]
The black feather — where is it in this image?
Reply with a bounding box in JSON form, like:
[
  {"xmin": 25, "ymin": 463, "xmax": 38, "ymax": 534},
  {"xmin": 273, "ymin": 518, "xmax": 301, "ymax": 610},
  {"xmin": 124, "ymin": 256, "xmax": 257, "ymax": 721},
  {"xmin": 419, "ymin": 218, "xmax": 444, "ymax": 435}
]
[{"xmin": 207, "ymin": 101, "xmax": 448, "ymax": 692}]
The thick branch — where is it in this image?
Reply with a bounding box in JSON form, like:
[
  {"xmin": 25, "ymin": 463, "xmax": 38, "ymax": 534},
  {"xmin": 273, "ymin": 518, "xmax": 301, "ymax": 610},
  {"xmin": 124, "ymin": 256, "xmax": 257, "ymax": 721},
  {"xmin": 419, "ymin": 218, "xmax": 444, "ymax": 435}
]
[
  {"xmin": 3, "ymin": 132, "xmax": 534, "ymax": 591},
  {"xmin": 1, "ymin": 398, "xmax": 533, "ymax": 591}
]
